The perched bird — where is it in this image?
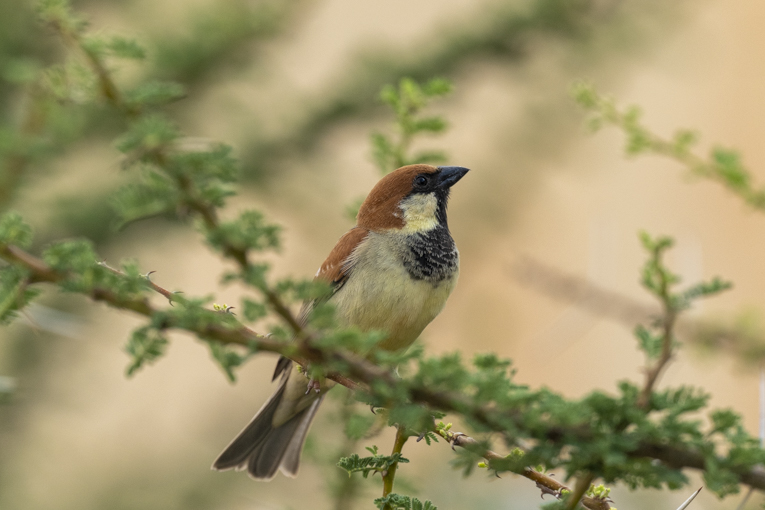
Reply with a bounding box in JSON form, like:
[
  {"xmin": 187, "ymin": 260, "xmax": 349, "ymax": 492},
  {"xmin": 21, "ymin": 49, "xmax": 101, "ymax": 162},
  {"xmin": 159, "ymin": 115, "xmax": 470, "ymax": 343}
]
[{"xmin": 212, "ymin": 164, "xmax": 469, "ymax": 480}]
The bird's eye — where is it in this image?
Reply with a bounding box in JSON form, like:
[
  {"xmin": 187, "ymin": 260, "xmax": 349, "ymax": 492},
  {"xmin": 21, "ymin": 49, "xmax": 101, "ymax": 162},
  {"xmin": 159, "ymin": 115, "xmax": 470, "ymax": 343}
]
[{"xmin": 414, "ymin": 175, "xmax": 429, "ymax": 187}]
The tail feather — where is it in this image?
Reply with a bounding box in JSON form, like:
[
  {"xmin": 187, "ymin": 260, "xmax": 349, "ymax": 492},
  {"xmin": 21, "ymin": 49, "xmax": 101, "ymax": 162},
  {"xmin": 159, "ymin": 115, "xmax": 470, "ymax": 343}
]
[
  {"xmin": 212, "ymin": 382, "xmax": 287, "ymax": 471},
  {"xmin": 212, "ymin": 378, "xmax": 323, "ymax": 480},
  {"xmin": 278, "ymin": 396, "xmax": 323, "ymax": 477}
]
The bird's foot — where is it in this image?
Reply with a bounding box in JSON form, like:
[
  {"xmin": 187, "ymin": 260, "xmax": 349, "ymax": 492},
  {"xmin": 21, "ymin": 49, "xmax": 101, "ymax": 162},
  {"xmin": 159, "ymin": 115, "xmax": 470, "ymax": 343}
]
[{"xmin": 305, "ymin": 378, "xmax": 322, "ymax": 395}]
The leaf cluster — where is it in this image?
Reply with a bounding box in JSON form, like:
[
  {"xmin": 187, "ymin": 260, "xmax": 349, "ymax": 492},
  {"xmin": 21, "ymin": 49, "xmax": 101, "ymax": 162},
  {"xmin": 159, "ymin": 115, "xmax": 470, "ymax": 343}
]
[
  {"xmin": 371, "ymin": 77, "xmax": 452, "ymax": 175},
  {"xmin": 633, "ymin": 232, "xmax": 731, "ymax": 361},
  {"xmin": 373, "ymin": 494, "xmax": 437, "ymax": 510},
  {"xmin": 337, "ymin": 445, "xmax": 409, "ymax": 479}
]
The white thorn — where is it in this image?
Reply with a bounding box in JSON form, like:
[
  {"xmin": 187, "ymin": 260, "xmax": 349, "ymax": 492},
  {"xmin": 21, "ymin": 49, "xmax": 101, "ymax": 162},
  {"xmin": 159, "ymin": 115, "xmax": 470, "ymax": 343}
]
[{"xmin": 675, "ymin": 487, "xmax": 702, "ymax": 510}]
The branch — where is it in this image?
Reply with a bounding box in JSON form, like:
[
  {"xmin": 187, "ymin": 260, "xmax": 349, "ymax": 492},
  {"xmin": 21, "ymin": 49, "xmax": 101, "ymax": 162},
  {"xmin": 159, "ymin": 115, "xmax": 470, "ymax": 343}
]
[
  {"xmin": 566, "ymin": 473, "xmax": 596, "ymax": 510},
  {"xmin": 0, "ymin": 241, "xmax": 360, "ymax": 390},
  {"xmin": 638, "ymin": 244, "xmax": 679, "ymax": 409},
  {"xmin": 436, "ymin": 431, "xmax": 611, "ymax": 510},
  {"xmin": 45, "ymin": 12, "xmax": 137, "ymax": 117},
  {"xmin": 4, "ymin": 243, "xmax": 765, "ymax": 497},
  {"xmin": 97, "ymin": 262, "xmax": 178, "ymax": 304}
]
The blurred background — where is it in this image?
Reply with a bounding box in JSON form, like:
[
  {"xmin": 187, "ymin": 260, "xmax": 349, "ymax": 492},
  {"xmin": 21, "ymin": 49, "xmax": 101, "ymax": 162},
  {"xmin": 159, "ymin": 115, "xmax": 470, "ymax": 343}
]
[{"xmin": 2, "ymin": 0, "xmax": 765, "ymax": 508}]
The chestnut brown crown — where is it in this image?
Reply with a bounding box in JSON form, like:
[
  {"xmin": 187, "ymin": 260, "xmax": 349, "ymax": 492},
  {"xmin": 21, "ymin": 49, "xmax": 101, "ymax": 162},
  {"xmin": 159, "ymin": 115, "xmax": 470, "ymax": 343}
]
[{"xmin": 356, "ymin": 164, "xmax": 469, "ymax": 232}]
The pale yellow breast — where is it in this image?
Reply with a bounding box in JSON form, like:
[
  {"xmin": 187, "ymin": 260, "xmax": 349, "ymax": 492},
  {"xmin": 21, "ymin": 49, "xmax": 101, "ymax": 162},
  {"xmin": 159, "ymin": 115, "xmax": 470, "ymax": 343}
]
[{"xmin": 331, "ymin": 232, "xmax": 458, "ymax": 352}]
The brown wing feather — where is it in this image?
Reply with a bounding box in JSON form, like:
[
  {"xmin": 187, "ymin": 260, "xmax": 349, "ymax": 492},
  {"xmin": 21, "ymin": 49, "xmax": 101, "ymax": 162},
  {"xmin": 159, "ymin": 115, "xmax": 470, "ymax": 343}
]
[
  {"xmin": 315, "ymin": 227, "xmax": 370, "ymax": 289},
  {"xmin": 272, "ymin": 227, "xmax": 369, "ymax": 381}
]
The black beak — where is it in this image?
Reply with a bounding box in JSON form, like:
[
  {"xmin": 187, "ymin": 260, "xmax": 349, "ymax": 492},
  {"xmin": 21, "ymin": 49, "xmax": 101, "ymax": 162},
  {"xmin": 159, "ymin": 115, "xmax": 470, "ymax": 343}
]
[{"xmin": 436, "ymin": 166, "xmax": 470, "ymax": 189}]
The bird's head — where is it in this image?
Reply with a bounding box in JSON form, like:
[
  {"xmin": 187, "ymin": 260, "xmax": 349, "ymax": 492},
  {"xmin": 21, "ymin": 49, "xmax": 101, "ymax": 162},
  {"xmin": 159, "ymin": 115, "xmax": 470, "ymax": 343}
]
[{"xmin": 357, "ymin": 164, "xmax": 469, "ymax": 233}]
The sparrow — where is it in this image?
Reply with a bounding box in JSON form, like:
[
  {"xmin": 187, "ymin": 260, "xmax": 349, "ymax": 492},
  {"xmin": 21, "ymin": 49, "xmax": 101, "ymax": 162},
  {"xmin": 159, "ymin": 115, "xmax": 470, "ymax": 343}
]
[{"xmin": 212, "ymin": 164, "xmax": 469, "ymax": 480}]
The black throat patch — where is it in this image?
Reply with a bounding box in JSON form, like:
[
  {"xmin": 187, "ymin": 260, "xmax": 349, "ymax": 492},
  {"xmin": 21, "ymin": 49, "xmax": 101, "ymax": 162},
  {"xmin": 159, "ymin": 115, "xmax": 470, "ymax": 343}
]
[{"xmin": 401, "ymin": 226, "xmax": 459, "ymax": 284}]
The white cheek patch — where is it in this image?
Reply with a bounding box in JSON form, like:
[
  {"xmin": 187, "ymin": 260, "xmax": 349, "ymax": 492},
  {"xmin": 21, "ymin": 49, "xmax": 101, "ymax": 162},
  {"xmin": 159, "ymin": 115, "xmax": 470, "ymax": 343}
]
[{"xmin": 399, "ymin": 193, "xmax": 438, "ymax": 233}]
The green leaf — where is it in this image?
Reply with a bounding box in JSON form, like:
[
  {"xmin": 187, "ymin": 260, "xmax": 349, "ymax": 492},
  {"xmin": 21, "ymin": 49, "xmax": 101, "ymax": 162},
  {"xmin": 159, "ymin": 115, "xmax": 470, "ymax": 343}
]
[
  {"xmin": 207, "ymin": 341, "xmax": 247, "ymax": 382},
  {"xmin": 125, "ymin": 326, "xmax": 169, "ymax": 376},
  {"xmin": 125, "ymin": 81, "xmax": 186, "ymax": 107},
  {"xmin": 373, "ymin": 494, "xmax": 437, "ymax": 510},
  {"xmin": 411, "ymin": 117, "xmax": 447, "ymax": 134},
  {"xmin": 43, "ymin": 239, "xmax": 97, "ymax": 274},
  {"xmin": 709, "ymin": 409, "xmax": 740, "ymax": 435},
  {"xmin": 421, "ymin": 77, "xmax": 452, "ymax": 97},
  {"xmin": 337, "ymin": 451, "xmax": 408, "ymax": 478},
  {"xmin": 0, "ymin": 212, "xmax": 33, "ymax": 249},
  {"xmin": 635, "ymin": 325, "xmax": 662, "ymax": 359},
  {"xmin": 570, "ymin": 81, "xmax": 599, "ymax": 109},
  {"xmin": 0, "ymin": 267, "xmax": 40, "ymax": 325},
  {"xmin": 106, "ymin": 36, "xmax": 146, "ymax": 60},
  {"xmin": 206, "ymin": 210, "xmax": 281, "ymax": 254},
  {"xmin": 116, "ymin": 115, "xmax": 180, "ymax": 155},
  {"xmin": 344, "ymin": 413, "xmax": 377, "ymax": 440},
  {"xmin": 111, "ymin": 170, "xmax": 178, "ymax": 226},
  {"xmin": 712, "ymin": 148, "xmax": 749, "ymax": 190},
  {"xmin": 241, "ymin": 298, "xmax": 268, "ymax": 322}
]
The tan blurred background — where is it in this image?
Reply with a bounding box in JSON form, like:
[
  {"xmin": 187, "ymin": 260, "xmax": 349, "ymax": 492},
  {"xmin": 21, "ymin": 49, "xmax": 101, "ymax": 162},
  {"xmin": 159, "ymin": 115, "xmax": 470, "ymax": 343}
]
[{"xmin": 2, "ymin": 0, "xmax": 765, "ymax": 508}]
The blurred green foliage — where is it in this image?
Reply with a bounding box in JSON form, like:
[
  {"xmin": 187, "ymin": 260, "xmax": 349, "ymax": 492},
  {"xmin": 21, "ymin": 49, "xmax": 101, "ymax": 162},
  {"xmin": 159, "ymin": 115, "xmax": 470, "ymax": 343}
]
[
  {"xmin": 371, "ymin": 77, "xmax": 452, "ymax": 174},
  {"xmin": 5, "ymin": 2, "xmax": 761, "ymax": 510},
  {"xmin": 573, "ymin": 82, "xmax": 765, "ymax": 211}
]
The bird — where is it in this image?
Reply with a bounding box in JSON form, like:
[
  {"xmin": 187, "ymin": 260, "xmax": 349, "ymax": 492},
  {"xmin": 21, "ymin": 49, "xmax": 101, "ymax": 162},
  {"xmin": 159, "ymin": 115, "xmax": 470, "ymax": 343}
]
[{"xmin": 212, "ymin": 163, "xmax": 469, "ymax": 480}]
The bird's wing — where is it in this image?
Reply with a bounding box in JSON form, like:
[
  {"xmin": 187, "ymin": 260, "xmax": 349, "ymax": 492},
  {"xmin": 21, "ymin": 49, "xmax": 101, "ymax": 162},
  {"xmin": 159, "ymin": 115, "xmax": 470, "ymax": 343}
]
[
  {"xmin": 272, "ymin": 227, "xmax": 369, "ymax": 381},
  {"xmin": 314, "ymin": 226, "xmax": 370, "ymax": 291}
]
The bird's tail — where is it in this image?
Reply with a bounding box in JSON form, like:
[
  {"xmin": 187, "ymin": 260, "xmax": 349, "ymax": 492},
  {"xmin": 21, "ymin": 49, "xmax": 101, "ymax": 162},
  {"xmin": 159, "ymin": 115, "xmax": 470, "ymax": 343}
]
[{"xmin": 212, "ymin": 377, "xmax": 323, "ymax": 480}]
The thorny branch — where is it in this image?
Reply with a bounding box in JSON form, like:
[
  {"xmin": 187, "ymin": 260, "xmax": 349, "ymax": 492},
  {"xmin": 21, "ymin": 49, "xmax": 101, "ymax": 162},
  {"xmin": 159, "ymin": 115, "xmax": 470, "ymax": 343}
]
[
  {"xmin": 435, "ymin": 430, "xmax": 611, "ymax": 510},
  {"xmin": 97, "ymin": 261, "xmax": 178, "ymax": 304},
  {"xmin": 0, "ymin": 240, "xmax": 765, "ymax": 498},
  {"xmin": 4, "ymin": 241, "xmax": 765, "ymax": 502}
]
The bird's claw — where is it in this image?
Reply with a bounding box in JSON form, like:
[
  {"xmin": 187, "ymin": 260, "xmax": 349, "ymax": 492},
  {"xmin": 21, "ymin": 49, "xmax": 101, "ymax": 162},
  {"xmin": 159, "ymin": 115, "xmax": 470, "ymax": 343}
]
[{"xmin": 305, "ymin": 378, "xmax": 321, "ymax": 395}]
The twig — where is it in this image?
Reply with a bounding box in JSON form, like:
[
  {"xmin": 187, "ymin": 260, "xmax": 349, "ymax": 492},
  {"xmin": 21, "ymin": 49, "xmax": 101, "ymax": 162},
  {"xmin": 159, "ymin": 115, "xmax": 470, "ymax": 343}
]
[
  {"xmin": 173, "ymin": 170, "xmax": 306, "ymax": 338},
  {"xmin": 439, "ymin": 431, "xmax": 612, "ymax": 510},
  {"xmin": 0, "ymin": 83, "xmax": 49, "ymax": 209},
  {"xmin": 381, "ymin": 425, "xmax": 409, "ymax": 504},
  {"xmin": 45, "ymin": 14, "xmax": 137, "ymax": 117},
  {"xmin": 638, "ymin": 266, "xmax": 678, "ymax": 409},
  {"xmin": 566, "ymin": 473, "xmax": 595, "ymax": 510},
  {"xmin": 97, "ymin": 262, "xmax": 178, "ymax": 304}
]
